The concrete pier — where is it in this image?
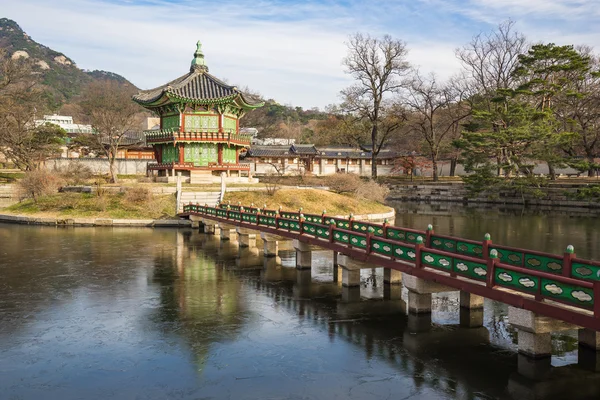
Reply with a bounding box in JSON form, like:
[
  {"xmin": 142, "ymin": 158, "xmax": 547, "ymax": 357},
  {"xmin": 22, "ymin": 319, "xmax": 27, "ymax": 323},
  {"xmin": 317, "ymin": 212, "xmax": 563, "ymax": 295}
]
[
  {"xmin": 508, "ymin": 307, "xmax": 579, "ymax": 359},
  {"xmin": 236, "ymin": 227, "xmax": 256, "ymax": 247},
  {"xmin": 383, "ymin": 268, "xmax": 402, "ymax": 285},
  {"xmin": 219, "ymin": 223, "xmax": 237, "ymax": 241},
  {"xmin": 201, "ymin": 219, "xmax": 221, "ymax": 235},
  {"xmin": 292, "ymin": 239, "xmax": 312, "ymax": 269},
  {"xmin": 260, "ymin": 232, "xmax": 281, "ymax": 257},
  {"xmin": 460, "ymin": 291, "xmax": 484, "ymax": 309},
  {"xmin": 403, "ymin": 274, "xmax": 454, "ymax": 314},
  {"xmin": 341, "ymin": 266, "xmax": 360, "ymax": 287}
]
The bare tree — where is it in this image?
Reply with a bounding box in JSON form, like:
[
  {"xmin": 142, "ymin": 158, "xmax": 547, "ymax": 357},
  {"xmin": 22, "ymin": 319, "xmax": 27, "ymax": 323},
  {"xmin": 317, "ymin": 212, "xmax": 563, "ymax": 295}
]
[
  {"xmin": 78, "ymin": 80, "xmax": 142, "ymax": 183},
  {"xmin": 341, "ymin": 33, "xmax": 410, "ymax": 178},
  {"xmin": 455, "ymin": 20, "xmax": 530, "ymax": 175},
  {"xmin": 404, "ymin": 72, "xmax": 470, "ymax": 181},
  {"xmin": 0, "ymin": 49, "xmax": 66, "ymax": 170}
]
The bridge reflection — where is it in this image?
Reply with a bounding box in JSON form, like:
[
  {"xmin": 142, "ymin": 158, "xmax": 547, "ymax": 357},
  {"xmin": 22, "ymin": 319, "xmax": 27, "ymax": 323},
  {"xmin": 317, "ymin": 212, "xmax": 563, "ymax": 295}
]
[{"xmin": 173, "ymin": 230, "xmax": 600, "ymax": 400}]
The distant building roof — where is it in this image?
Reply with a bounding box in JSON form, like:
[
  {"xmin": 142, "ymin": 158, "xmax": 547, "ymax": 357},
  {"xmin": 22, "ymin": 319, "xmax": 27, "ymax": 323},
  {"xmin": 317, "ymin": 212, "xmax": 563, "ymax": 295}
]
[{"xmin": 246, "ymin": 144, "xmax": 399, "ymax": 159}]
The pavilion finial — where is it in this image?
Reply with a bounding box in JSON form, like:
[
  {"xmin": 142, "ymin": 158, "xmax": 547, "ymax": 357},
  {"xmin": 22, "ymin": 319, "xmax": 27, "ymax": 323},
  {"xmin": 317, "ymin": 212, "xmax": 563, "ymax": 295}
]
[{"xmin": 191, "ymin": 40, "xmax": 208, "ymax": 72}]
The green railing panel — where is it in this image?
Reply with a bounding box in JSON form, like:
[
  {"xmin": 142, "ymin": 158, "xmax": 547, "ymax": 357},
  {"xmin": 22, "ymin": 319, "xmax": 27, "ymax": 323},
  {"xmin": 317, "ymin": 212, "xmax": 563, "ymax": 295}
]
[
  {"xmin": 349, "ymin": 234, "xmax": 367, "ymax": 248},
  {"xmin": 315, "ymin": 226, "xmax": 329, "ymax": 239},
  {"xmin": 392, "ymin": 244, "xmax": 416, "ymax": 262},
  {"xmin": 333, "ymin": 230, "xmax": 350, "ymax": 244},
  {"xmin": 247, "ymin": 214, "xmax": 257, "ymax": 223},
  {"xmin": 352, "ymin": 222, "xmax": 370, "ymax": 234},
  {"xmin": 337, "ymin": 220, "xmax": 351, "ymax": 229},
  {"xmin": 373, "ymin": 226, "xmax": 385, "ymax": 237},
  {"xmin": 453, "ymin": 259, "xmax": 487, "ymax": 281},
  {"xmin": 386, "ymin": 228, "xmax": 422, "ymax": 243},
  {"xmin": 540, "ymin": 278, "xmax": 594, "ymax": 309},
  {"xmin": 430, "ymin": 236, "xmax": 456, "ymax": 252},
  {"xmin": 386, "ymin": 227, "xmax": 406, "ymax": 241},
  {"xmin": 490, "ymin": 247, "xmax": 523, "ymax": 266},
  {"xmin": 277, "ymin": 219, "xmax": 290, "ymax": 229},
  {"xmin": 304, "ymin": 214, "xmax": 323, "ymax": 223},
  {"xmin": 289, "ymin": 221, "xmax": 301, "ymax": 232},
  {"xmin": 421, "ymin": 251, "xmax": 453, "ymax": 271},
  {"xmin": 258, "ymin": 215, "xmax": 269, "ymax": 225},
  {"xmin": 267, "ymin": 217, "xmax": 276, "ymax": 227},
  {"xmin": 494, "ymin": 267, "xmax": 538, "ymax": 294},
  {"xmin": 456, "ymin": 241, "xmax": 484, "ymax": 258},
  {"xmin": 280, "ymin": 212, "xmax": 299, "ymax": 220},
  {"xmin": 572, "ymin": 262, "xmax": 600, "ymax": 281},
  {"xmin": 229, "ymin": 211, "xmax": 240, "ymax": 221},
  {"xmin": 524, "ymin": 253, "xmax": 563, "ymax": 274},
  {"xmin": 371, "ymin": 239, "xmax": 393, "ymax": 256},
  {"xmin": 302, "ymin": 222, "xmax": 318, "ymax": 235}
]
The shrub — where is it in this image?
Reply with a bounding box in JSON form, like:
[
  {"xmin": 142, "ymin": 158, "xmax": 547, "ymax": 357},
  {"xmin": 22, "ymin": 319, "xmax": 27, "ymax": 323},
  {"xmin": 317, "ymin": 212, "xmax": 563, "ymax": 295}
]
[
  {"xmin": 124, "ymin": 186, "xmax": 151, "ymax": 204},
  {"xmin": 354, "ymin": 179, "xmax": 390, "ymax": 203},
  {"xmin": 18, "ymin": 169, "xmax": 64, "ymax": 202},
  {"xmin": 325, "ymin": 173, "xmax": 389, "ymax": 203},
  {"xmin": 324, "ymin": 173, "xmax": 362, "ymax": 194},
  {"xmin": 55, "ymin": 162, "xmax": 94, "ymax": 185}
]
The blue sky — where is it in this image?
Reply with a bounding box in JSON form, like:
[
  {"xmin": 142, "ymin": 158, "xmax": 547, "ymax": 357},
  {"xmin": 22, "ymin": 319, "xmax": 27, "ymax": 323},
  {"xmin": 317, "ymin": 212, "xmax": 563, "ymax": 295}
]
[{"xmin": 2, "ymin": 0, "xmax": 599, "ymax": 108}]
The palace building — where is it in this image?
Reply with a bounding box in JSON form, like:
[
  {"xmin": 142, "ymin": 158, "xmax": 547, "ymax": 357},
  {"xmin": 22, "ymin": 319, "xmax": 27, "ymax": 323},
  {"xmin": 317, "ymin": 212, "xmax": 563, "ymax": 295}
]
[{"xmin": 133, "ymin": 41, "xmax": 263, "ymax": 183}]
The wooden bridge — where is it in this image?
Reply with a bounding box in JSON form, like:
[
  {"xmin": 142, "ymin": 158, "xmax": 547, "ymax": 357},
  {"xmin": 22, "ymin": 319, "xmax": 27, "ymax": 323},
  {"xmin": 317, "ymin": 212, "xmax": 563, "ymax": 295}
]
[{"xmin": 179, "ymin": 202, "xmax": 600, "ymax": 358}]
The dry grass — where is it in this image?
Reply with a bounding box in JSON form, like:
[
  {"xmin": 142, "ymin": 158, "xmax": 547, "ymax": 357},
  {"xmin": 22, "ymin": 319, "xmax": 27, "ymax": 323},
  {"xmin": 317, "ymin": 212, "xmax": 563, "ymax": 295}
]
[
  {"xmin": 6, "ymin": 191, "xmax": 176, "ymax": 219},
  {"xmin": 222, "ymin": 189, "xmax": 391, "ymax": 216}
]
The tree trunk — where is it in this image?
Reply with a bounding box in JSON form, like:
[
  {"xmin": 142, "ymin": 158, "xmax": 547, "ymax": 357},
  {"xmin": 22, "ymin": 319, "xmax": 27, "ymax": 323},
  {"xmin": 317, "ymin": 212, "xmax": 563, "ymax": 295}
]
[
  {"xmin": 547, "ymin": 162, "xmax": 556, "ymax": 181},
  {"xmin": 432, "ymin": 159, "xmax": 438, "ymax": 182},
  {"xmin": 587, "ymin": 154, "xmax": 595, "ymax": 177},
  {"xmin": 371, "ymin": 125, "xmax": 378, "ymax": 179},
  {"xmin": 449, "ymin": 157, "xmax": 457, "ymax": 177},
  {"xmin": 109, "ymin": 153, "xmax": 118, "ymax": 184}
]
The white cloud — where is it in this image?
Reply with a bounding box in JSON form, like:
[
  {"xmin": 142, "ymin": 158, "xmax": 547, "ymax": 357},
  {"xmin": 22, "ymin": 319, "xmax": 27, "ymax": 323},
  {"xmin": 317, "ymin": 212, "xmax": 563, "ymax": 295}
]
[{"xmin": 2, "ymin": 0, "xmax": 599, "ymax": 108}]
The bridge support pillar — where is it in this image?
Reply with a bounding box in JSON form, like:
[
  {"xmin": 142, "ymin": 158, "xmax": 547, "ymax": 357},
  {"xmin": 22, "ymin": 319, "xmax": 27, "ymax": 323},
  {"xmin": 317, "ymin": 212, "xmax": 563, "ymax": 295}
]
[
  {"xmin": 459, "ymin": 308, "xmax": 484, "ymax": 328},
  {"xmin": 341, "ymin": 286, "xmax": 361, "ymax": 303},
  {"xmin": 219, "ymin": 224, "xmax": 237, "ymax": 241},
  {"xmin": 383, "ymin": 268, "xmax": 402, "ymax": 285},
  {"xmin": 297, "ymin": 268, "xmax": 312, "ymax": 285},
  {"xmin": 579, "ymin": 328, "xmax": 600, "ymax": 351},
  {"xmin": 508, "ymin": 306, "xmax": 580, "ymax": 358},
  {"xmin": 341, "ymin": 266, "xmax": 360, "ymax": 287},
  {"xmin": 407, "ymin": 291, "xmax": 432, "ymax": 314},
  {"xmin": 292, "ymin": 239, "xmax": 311, "ymax": 269},
  {"xmin": 403, "ymin": 274, "xmax": 454, "ymax": 294},
  {"xmin": 260, "ymin": 233, "xmax": 280, "ymax": 257},
  {"xmin": 202, "ymin": 219, "xmax": 221, "ymax": 236},
  {"xmin": 236, "ymin": 227, "xmax": 256, "ymax": 248},
  {"xmin": 383, "ymin": 284, "xmax": 402, "ymax": 300},
  {"xmin": 460, "ymin": 291, "xmax": 484, "ymax": 309}
]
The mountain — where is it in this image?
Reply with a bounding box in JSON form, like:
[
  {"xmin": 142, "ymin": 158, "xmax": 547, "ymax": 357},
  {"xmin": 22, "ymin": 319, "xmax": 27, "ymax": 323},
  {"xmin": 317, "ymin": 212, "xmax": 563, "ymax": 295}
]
[{"xmin": 0, "ymin": 18, "xmax": 136, "ymax": 110}]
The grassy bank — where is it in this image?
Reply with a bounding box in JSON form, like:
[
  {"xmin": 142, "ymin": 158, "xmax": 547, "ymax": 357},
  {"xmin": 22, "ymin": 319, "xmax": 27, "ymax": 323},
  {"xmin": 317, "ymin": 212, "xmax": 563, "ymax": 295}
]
[
  {"xmin": 222, "ymin": 189, "xmax": 391, "ymax": 216},
  {"xmin": 4, "ymin": 191, "xmax": 176, "ymax": 219}
]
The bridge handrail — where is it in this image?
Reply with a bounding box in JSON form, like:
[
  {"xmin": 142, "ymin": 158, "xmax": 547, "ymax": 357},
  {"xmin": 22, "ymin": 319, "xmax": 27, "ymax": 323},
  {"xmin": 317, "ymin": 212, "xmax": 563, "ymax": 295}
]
[
  {"xmin": 183, "ymin": 202, "xmax": 592, "ymax": 278},
  {"xmin": 182, "ymin": 202, "xmax": 600, "ymax": 327}
]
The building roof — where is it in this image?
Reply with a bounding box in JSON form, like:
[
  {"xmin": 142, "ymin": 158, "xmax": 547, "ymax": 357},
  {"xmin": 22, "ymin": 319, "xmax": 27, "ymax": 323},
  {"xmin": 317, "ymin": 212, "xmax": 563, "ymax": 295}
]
[
  {"xmin": 246, "ymin": 144, "xmax": 399, "ymax": 159},
  {"xmin": 132, "ymin": 41, "xmax": 263, "ymax": 109}
]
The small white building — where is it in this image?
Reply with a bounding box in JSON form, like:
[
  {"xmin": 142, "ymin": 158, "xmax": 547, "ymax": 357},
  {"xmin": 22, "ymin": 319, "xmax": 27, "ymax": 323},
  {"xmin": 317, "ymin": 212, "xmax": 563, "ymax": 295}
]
[{"xmin": 35, "ymin": 114, "xmax": 93, "ymax": 134}]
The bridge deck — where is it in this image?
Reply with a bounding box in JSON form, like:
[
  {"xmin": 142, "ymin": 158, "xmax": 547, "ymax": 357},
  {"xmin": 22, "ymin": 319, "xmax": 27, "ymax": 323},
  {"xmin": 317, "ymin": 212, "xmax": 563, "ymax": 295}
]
[{"xmin": 179, "ymin": 203, "xmax": 600, "ymax": 331}]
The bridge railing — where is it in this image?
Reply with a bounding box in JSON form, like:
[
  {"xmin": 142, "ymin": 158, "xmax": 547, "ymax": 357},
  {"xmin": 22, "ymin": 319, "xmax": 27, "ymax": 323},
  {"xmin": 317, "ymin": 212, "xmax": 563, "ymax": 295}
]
[{"xmin": 182, "ymin": 202, "xmax": 600, "ymax": 318}]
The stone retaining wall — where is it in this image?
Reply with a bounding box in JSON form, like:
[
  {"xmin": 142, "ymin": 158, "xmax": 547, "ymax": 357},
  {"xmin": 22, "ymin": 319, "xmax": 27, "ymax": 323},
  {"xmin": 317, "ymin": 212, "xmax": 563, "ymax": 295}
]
[
  {"xmin": 0, "ymin": 214, "xmax": 192, "ymax": 227},
  {"xmin": 387, "ymin": 183, "xmax": 600, "ymax": 208}
]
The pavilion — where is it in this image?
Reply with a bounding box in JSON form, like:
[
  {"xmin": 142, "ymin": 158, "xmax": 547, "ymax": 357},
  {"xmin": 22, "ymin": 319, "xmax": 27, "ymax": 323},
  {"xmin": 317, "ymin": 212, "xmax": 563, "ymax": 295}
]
[{"xmin": 133, "ymin": 41, "xmax": 263, "ymax": 183}]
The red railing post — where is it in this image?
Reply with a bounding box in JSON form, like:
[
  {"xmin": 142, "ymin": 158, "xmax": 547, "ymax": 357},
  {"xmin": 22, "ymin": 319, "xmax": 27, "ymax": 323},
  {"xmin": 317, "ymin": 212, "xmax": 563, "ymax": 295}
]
[
  {"xmin": 321, "ymin": 210, "xmax": 326, "ymax": 225},
  {"xmin": 328, "ymin": 224, "xmax": 334, "ymax": 243},
  {"xmin": 299, "ymin": 213, "xmax": 304, "ymax": 235},
  {"xmin": 366, "ymin": 227, "xmax": 374, "ymax": 255},
  {"xmin": 486, "ymin": 249, "xmax": 498, "ymax": 288},
  {"xmin": 562, "ymin": 245, "xmax": 575, "ymax": 278},
  {"xmin": 594, "ymin": 281, "xmax": 600, "ymax": 318},
  {"xmin": 415, "ymin": 236, "xmax": 424, "ymax": 268},
  {"xmin": 482, "ymin": 233, "xmax": 492, "ymax": 259},
  {"xmin": 382, "ymin": 218, "xmax": 389, "ymax": 239},
  {"xmin": 426, "ymin": 224, "xmax": 433, "ymax": 247}
]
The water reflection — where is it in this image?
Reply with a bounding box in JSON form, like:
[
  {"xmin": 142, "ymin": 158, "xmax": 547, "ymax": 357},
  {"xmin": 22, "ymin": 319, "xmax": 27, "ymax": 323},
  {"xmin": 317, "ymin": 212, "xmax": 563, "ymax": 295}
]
[{"xmin": 0, "ymin": 220, "xmax": 599, "ymax": 400}]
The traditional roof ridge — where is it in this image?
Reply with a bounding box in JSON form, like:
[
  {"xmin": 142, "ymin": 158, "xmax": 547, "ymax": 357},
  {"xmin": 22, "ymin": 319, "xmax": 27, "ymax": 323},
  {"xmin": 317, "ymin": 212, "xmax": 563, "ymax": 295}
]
[{"xmin": 132, "ymin": 41, "xmax": 263, "ymax": 108}]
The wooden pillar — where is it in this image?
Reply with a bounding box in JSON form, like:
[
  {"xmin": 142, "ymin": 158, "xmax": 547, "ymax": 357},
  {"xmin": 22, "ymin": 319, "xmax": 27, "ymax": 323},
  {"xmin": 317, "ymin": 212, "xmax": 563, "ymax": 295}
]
[
  {"xmin": 178, "ymin": 143, "xmax": 184, "ymax": 165},
  {"xmin": 218, "ymin": 143, "xmax": 223, "ymax": 164},
  {"xmin": 235, "ymin": 147, "xmax": 240, "ymax": 164}
]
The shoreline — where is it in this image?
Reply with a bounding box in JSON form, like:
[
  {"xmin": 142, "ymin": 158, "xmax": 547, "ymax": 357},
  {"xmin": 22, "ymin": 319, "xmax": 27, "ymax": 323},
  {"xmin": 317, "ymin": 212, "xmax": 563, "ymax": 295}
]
[{"xmin": 0, "ymin": 207, "xmax": 396, "ymax": 228}]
